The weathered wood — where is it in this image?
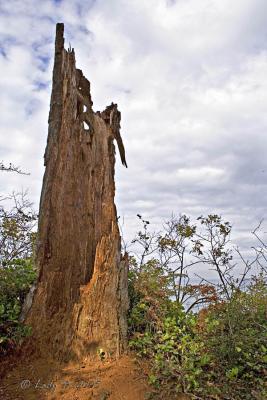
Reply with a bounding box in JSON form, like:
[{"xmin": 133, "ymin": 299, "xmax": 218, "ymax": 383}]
[{"xmin": 25, "ymin": 23, "xmax": 128, "ymax": 361}]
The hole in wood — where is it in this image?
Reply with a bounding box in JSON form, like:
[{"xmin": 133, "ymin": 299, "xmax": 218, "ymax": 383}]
[
  {"xmin": 83, "ymin": 121, "xmax": 90, "ymax": 131},
  {"xmin": 83, "ymin": 105, "xmax": 87, "ymax": 112}
]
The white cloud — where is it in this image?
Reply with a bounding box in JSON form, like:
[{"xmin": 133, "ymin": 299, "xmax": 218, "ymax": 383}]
[{"xmin": 1, "ymin": 0, "xmax": 267, "ymax": 256}]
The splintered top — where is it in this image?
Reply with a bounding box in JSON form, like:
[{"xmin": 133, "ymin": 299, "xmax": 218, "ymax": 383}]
[
  {"xmin": 52, "ymin": 22, "xmax": 127, "ymax": 168},
  {"xmin": 55, "ymin": 23, "xmax": 65, "ymax": 51}
]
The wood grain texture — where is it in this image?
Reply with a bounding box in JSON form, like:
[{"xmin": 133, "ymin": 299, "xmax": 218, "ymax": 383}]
[{"xmin": 25, "ymin": 23, "xmax": 128, "ymax": 362}]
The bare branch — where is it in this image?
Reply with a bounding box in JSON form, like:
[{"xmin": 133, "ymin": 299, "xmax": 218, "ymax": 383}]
[
  {"xmin": 186, "ymin": 297, "xmax": 215, "ymax": 314},
  {"xmin": 0, "ymin": 161, "xmax": 30, "ymax": 175}
]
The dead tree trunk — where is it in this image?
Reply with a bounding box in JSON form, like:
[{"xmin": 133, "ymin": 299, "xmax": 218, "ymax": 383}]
[{"xmin": 25, "ymin": 23, "xmax": 128, "ymax": 362}]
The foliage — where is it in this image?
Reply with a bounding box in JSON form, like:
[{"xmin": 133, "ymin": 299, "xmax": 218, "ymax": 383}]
[
  {"xmin": 131, "ymin": 214, "xmax": 223, "ymax": 313},
  {"xmin": 128, "ymin": 214, "xmax": 267, "ymax": 399},
  {"xmin": 0, "ymin": 258, "xmax": 36, "ymax": 354},
  {"xmin": 0, "ymin": 191, "xmax": 37, "ymax": 264},
  {"xmin": 130, "ymin": 273, "xmax": 267, "ymax": 399},
  {"xmin": 199, "ymin": 276, "xmax": 267, "ymax": 399},
  {"xmin": 130, "ymin": 309, "xmax": 206, "ymax": 396},
  {"xmin": 128, "ymin": 257, "xmax": 172, "ymax": 335},
  {"xmin": 0, "ymin": 191, "xmax": 37, "ymax": 355}
]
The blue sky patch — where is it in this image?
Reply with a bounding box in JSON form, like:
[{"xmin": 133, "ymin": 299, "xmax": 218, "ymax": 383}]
[
  {"xmin": 36, "ymin": 55, "xmax": 51, "ymax": 72},
  {"xmin": 33, "ymin": 81, "xmax": 50, "ymax": 91},
  {"xmin": 0, "ymin": 47, "xmax": 6, "ymax": 58}
]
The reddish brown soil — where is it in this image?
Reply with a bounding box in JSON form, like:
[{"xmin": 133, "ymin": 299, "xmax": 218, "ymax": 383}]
[{"xmin": 0, "ymin": 353, "xmax": 153, "ymax": 400}]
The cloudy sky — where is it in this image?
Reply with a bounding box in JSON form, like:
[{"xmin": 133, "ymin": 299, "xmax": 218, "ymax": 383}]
[{"xmin": 1, "ymin": 0, "xmax": 267, "ymax": 254}]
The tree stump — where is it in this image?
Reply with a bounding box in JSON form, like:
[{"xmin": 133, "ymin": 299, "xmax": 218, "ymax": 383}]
[{"xmin": 25, "ymin": 23, "xmax": 128, "ymax": 362}]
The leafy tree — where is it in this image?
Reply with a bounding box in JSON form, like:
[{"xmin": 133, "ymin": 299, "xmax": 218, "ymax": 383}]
[
  {"xmin": 0, "ymin": 166, "xmax": 37, "ymax": 354},
  {"xmin": 0, "ymin": 191, "xmax": 37, "ymax": 265}
]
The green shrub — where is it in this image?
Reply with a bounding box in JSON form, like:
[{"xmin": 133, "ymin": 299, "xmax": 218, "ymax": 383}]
[
  {"xmin": 200, "ymin": 275, "xmax": 267, "ymax": 399},
  {"xmin": 128, "ymin": 259, "xmax": 206, "ymax": 396},
  {"xmin": 0, "ymin": 259, "xmax": 37, "ymax": 354},
  {"xmin": 128, "ymin": 257, "xmax": 172, "ymax": 335},
  {"xmin": 129, "ymin": 260, "xmax": 267, "ymax": 399}
]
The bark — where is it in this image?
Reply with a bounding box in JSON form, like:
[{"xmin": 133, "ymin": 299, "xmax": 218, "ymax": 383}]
[{"xmin": 25, "ymin": 23, "xmax": 128, "ymax": 362}]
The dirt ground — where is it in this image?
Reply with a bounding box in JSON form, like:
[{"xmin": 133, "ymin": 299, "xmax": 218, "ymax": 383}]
[{"xmin": 0, "ymin": 353, "xmax": 153, "ymax": 400}]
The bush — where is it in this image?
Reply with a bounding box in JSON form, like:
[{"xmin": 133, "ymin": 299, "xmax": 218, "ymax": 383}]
[
  {"xmin": 199, "ymin": 275, "xmax": 267, "ymax": 399},
  {"xmin": 128, "ymin": 249, "xmax": 267, "ymax": 399},
  {"xmin": 0, "ymin": 191, "xmax": 37, "ymax": 355},
  {"xmin": 0, "ymin": 259, "xmax": 37, "ymax": 354},
  {"xmin": 128, "ymin": 255, "xmax": 207, "ymax": 397},
  {"xmin": 128, "ymin": 257, "xmax": 172, "ymax": 336}
]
